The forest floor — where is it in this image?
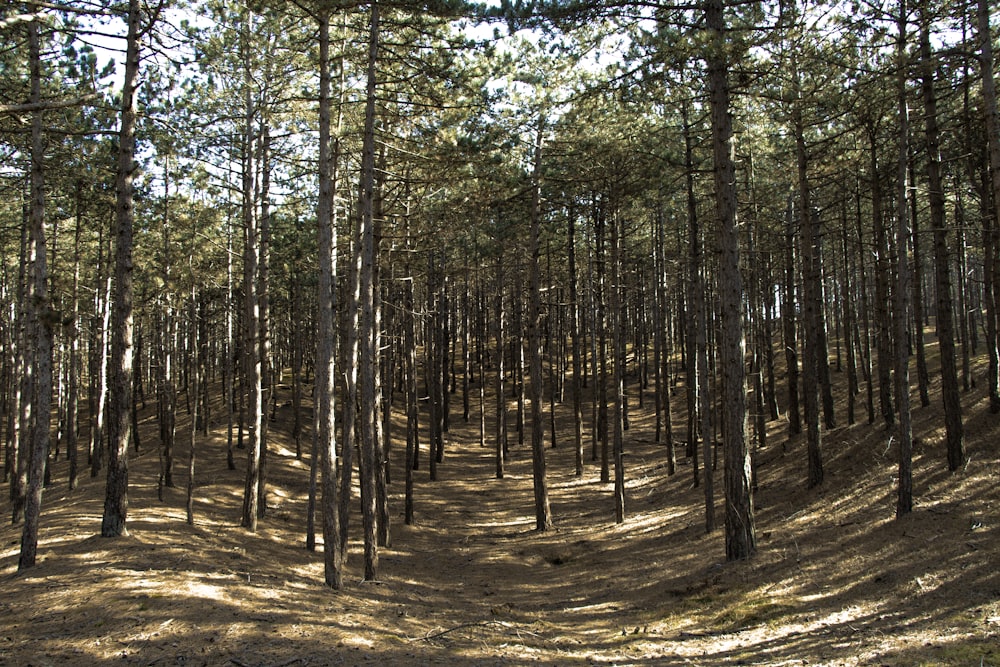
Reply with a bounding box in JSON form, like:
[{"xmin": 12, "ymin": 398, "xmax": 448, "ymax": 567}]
[{"xmin": 1, "ymin": 354, "xmax": 999, "ymax": 666}]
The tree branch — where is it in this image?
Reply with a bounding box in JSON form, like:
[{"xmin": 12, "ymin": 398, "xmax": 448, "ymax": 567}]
[{"xmin": 0, "ymin": 93, "xmax": 100, "ymax": 115}]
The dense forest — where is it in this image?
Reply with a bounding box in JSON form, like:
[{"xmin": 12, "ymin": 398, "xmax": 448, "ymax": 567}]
[{"xmin": 1, "ymin": 0, "xmax": 999, "ymax": 662}]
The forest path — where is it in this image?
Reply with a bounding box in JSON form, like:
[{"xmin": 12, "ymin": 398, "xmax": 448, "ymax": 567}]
[{"xmin": 1, "ymin": 376, "xmax": 998, "ymax": 665}]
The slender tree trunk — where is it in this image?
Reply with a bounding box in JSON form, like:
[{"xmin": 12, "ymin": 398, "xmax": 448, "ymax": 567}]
[
  {"xmin": 159, "ymin": 162, "xmax": 175, "ymax": 492},
  {"xmin": 595, "ymin": 205, "xmax": 609, "ymax": 483},
  {"xmin": 91, "ymin": 269, "xmax": 111, "ymax": 479},
  {"xmin": 374, "ymin": 176, "xmax": 390, "ymax": 549},
  {"xmin": 101, "ymin": 0, "xmax": 141, "ymax": 538},
  {"xmin": 336, "ymin": 7, "xmax": 361, "ymax": 560},
  {"xmin": 977, "ymin": 0, "xmax": 1000, "ymax": 413},
  {"xmin": 357, "ymin": 0, "xmax": 381, "ymax": 580},
  {"xmin": 225, "ymin": 195, "xmax": 236, "ymax": 471},
  {"xmin": 841, "ymin": 217, "xmax": 859, "ymax": 425},
  {"xmin": 854, "ymin": 185, "xmax": 876, "ymax": 425},
  {"xmin": 763, "ymin": 255, "xmax": 779, "ymax": 422},
  {"xmin": 11, "ymin": 221, "xmax": 30, "ymax": 524},
  {"xmin": 526, "ymin": 118, "xmax": 552, "ymax": 531},
  {"xmin": 239, "ymin": 21, "xmax": 262, "ymax": 531},
  {"xmin": 920, "ymin": 9, "xmax": 965, "ymax": 471},
  {"xmin": 909, "ymin": 158, "xmax": 931, "ymax": 407},
  {"xmin": 782, "ymin": 195, "xmax": 801, "ymax": 438},
  {"xmin": 291, "ymin": 273, "xmax": 303, "ymax": 460},
  {"xmin": 427, "ymin": 262, "xmax": 441, "ymax": 481},
  {"xmin": 654, "ymin": 209, "xmax": 676, "ymax": 474},
  {"xmin": 682, "ymin": 95, "xmax": 702, "ymax": 474},
  {"xmin": 462, "ymin": 273, "xmax": 471, "ymax": 423},
  {"xmin": 870, "ymin": 127, "xmax": 896, "ymax": 427},
  {"xmin": 568, "ymin": 207, "xmax": 584, "ymax": 476},
  {"xmin": 707, "ymin": 0, "xmax": 755, "ymax": 560},
  {"xmin": 894, "ymin": 4, "xmax": 914, "ymax": 518},
  {"xmin": 315, "ymin": 9, "xmax": 342, "ymax": 587},
  {"xmin": 404, "ymin": 271, "xmax": 418, "ymax": 524},
  {"xmin": 256, "ymin": 125, "xmax": 272, "ymax": 521},
  {"xmin": 955, "ymin": 210, "xmax": 971, "ymax": 392},
  {"xmin": 494, "ymin": 258, "xmax": 506, "ymax": 479},
  {"xmin": 19, "ymin": 14, "xmax": 54, "ymax": 568},
  {"xmin": 67, "ymin": 182, "xmax": 82, "ymax": 490},
  {"xmin": 187, "ymin": 289, "xmax": 199, "ymax": 526},
  {"xmin": 610, "ymin": 210, "xmax": 627, "ymax": 524},
  {"xmin": 793, "ymin": 62, "xmax": 824, "ymax": 487}
]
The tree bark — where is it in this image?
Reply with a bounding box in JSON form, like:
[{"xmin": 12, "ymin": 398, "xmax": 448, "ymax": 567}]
[
  {"xmin": 977, "ymin": 0, "xmax": 1000, "ymax": 413},
  {"xmin": 67, "ymin": 182, "xmax": 82, "ymax": 490},
  {"xmin": 19, "ymin": 13, "xmax": 54, "ymax": 568},
  {"xmin": 793, "ymin": 60, "xmax": 823, "ymax": 488},
  {"xmin": 101, "ymin": 0, "xmax": 141, "ymax": 538},
  {"xmin": 494, "ymin": 258, "xmax": 506, "ymax": 480},
  {"xmin": 909, "ymin": 158, "xmax": 931, "ymax": 408},
  {"xmin": 894, "ymin": 3, "xmax": 914, "ymax": 517},
  {"xmin": 682, "ymin": 95, "xmax": 703, "ymax": 475},
  {"xmin": 870, "ymin": 127, "xmax": 896, "ymax": 427},
  {"xmin": 526, "ymin": 117, "xmax": 553, "ymax": 531},
  {"xmin": 782, "ymin": 195, "xmax": 801, "ymax": 439},
  {"xmin": 357, "ymin": 0, "xmax": 381, "ymax": 580},
  {"xmin": 920, "ymin": 8, "xmax": 965, "ymax": 471},
  {"xmin": 315, "ymin": 8, "xmax": 342, "ymax": 587},
  {"xmin": 706, "ymin": 0, "xmax": 755, "ymax": 561},
  {"xmin": 568, "ymin": 206, "xmax": 584, "ymax": 476},
  {"xmin": 611, "ymin": 209, "xmax": 626, "ymax": 525},
  {"xmin": 187, "ymin": 290, "xmax": 200, "ymax": 526},
  {"xmin": 239, "ymin": 13, "xmax": 262, "ymax": 531}
]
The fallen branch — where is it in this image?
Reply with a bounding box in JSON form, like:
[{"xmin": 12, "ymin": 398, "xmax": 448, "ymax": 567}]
[
  {"xmin": 416, "ymin": 620, "xmax": 509, "ymax": 642},
  {"xmin": 230, "ymin": 659, "xmax": 306, "ymax": 667}
]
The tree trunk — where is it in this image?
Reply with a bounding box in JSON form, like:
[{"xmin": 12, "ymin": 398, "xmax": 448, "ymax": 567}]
[
  {"xmin": 909, "ymin": 158, "xmax": 931, "ymax": 408},
  {"xmin": 682, "ymin": 95, "xmax": 703, "ymax": 474},
  {"xmin": 404, "ymin": 269, "xmax": 418, "ymax": 524},
  {"xmin": 11, "ymin": 222, "xmax": 30, "ymax": 524},
  {"xmin": 654, "ymin": 209, "xmax": 675, "ymax": 475},
  {"xmin": 611, "ymin": 209, "xmax": 627, "ymax": 524},
  {"xmin": 841, "ymin": 215, "xmax": 859, "ymax": 426},
  {"xmin": 158, "ymin": 163, "xmax": 175, "ymax": 492},
  {"xmin": 315, "ymin": 9, "xmax": 342, "ymax": 588},
  {"xmin": 18, "ymin": 14, "xmax": 54, "ymax": 568},
  {"xmin": 793, "ymin": 61, "xmax": 823, "ymax": 488},
  {"xmin": 67, "ymin": 183, "xmax": 82, "ymax": 490},
  {"xmin": 494, "ymin": 258, "xmax": 506, "ymax": 479},
  {"xmin": 90, "ymin": 269, "xmax": 111, "ymax": 479},
  {"xmin": 894, "ymin": 3, "xmax": 914, "ymax": 518},
  {"xmin": 870, "ymin": 127, "xmax": 896, "ymax": 427},
  {"xmin": 256, "ymin": 124, "xmax": 272, "ymax": 521},
  {"xmin": 239, "ymin": 13, "xmax": 262, "ymax": 531},
  {"xmin": 101, "ymin": 0, "xmax": 141, "ymax": 538},
  {"xmin": 977, "ymin": 0, "xmax": 1000, "ymax": 413},
  {"xmin": 225, "ymin": 196, "xmax": 236, "ymax": 471},
  {"xmin": 568, "ymin": 206, "xmax": 584, "ymax": 476},
  {"xmin": 707, "ymin": 0, "xmax": 755, "ymax": 561},
  {"xmin": 595, "ymin": 204, "xmax": 609, "ymax": 483},
  {"xmin": 526, "ymin": 117, "xmax": 552, "ymax": 531},
  {"xmin": 920, "ymin": 9, "xmax": 965, "ymax": 471},
  {"xmin": 357, "ymin": 0, "xmax": 381, "ymax": 580},
  {"xmin": 782, "ymin": 195, "xmax": 801, "ymax": 439},
  {"xmin": 854, "ymin": 186, "xmax": 876, "ymax": 425},
  {"xmin": 187, "ymin": 290, "xmax": 200, "ymax": 526}
]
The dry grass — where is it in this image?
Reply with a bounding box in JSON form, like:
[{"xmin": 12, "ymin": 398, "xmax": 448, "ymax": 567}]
[{"xmin": 1, "ymin": 344, "xmax": 998, "ymax": 666}]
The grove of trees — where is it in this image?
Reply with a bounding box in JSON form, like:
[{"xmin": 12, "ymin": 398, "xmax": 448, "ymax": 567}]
[{"xmin": 1, "ymin": 0, "xmax": 998, "ymax": 589}]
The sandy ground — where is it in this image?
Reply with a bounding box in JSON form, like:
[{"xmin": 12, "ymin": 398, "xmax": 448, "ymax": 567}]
[{"xmin": 1, "ymin": 358, "xmax": 998, "ymax": 666}]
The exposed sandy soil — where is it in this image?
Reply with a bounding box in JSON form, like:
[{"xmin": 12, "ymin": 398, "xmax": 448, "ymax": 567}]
[{"xmin": 1, "ymin": 349, "xmax": 998, "ymax": 666}]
